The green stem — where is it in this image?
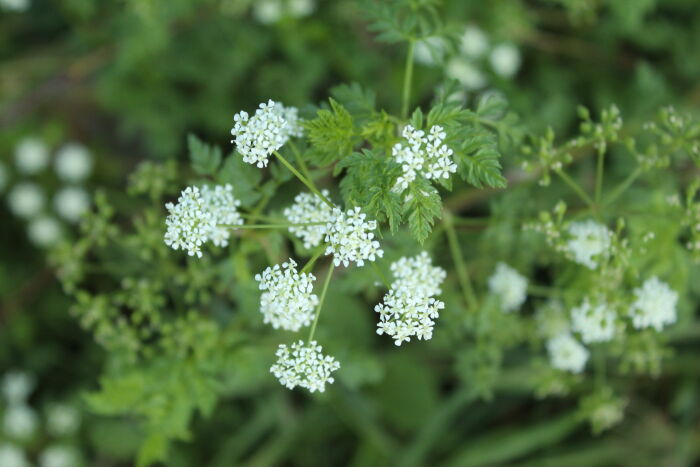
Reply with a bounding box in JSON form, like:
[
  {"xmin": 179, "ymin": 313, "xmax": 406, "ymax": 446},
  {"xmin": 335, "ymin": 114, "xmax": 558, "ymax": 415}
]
[
  {"xmin": 241, "ymin": 213, "xmax": 281, "ymax": 223},
  {"xmin": 603, "ymin": 167, "xmax": 643, "ymax": 207},
  {"xmin": 301, "ymin": 246, "xmax": 326, "ymax": 274},
  {"xmin": 371, "ymin": 262, "xmax": 392, "ymax": 289},
  {"xmin": 401, "ymin": 39, "xmax": 416, "ymax": 120},
  {"xmin": 289, "ymin": 141, "xmax": 313, "ymax": 182},
  {"xmin": 273, "ymin": 151, "xmax": 334, "ymax": 208},
  {"xmin": 308, "ymin": 262, "xmax": 335, "ymax": 342},
  {"xmin": 595, "ymin": 346, "xmax": 606, "ymax": 388},
  {"xmin": 555, "ymin": 168, "xmax": 595, "ymax": 208},
  {"xmin": 595, "ymin": 147, "xmax": 605, "ymax": 206},
  {"xmin": 443, "ymin": 211, "xmax": 478, "ymax": 311}
]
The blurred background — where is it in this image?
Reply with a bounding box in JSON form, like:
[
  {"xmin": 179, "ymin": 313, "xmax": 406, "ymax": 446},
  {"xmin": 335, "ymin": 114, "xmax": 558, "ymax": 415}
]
[{"xmin": 1, "ymin": 0, "xmax": 699, "ymax": 466}]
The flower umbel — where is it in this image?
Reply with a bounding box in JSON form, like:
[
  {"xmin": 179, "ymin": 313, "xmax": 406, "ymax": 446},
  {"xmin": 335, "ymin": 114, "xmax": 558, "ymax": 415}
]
[
  {"xmin": 488, "ymin": 262, "xmax": 528, "ymax": 313},
  {"xmin": 200, "ymin": 184, "xmax": 244, "ymax": 247},
  {"xmin": 325, "ymin": 207, "xmax": 383, "ymax": 267},
  {"xmin": 283, "ymin": 190, "xmax": 334, "ymax": 249},
  {"xmin": 230, "ymin": 100, "xmax": 301, "ymax": 168},
  {"xmin": 571, "ymin": 300, "xmax": 617, "ymax": 344},
  {"xmin": 629, "ymin": 277, "xmax": 678, "ymax": 331},
  {"xmin": 255, "ymin": 259, "xmax": 319, "ymax": 332},
  {"xmin": 547, "ymin": 333, "xmax": 589, "ymax": 374},
  {"xmin": 566, "ymin": 220, "xmax": 612, "ymax": 269},
  {"xmin": 393, "ymin": 124, "xmax": 457, "ymax": 192},
  {"xmin": 270, "ymin": 340, "xmax": 340, "ymax": 393}
]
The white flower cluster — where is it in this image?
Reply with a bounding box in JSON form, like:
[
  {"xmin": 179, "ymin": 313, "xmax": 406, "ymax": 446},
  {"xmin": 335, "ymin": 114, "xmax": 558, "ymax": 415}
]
[
  {"xmin": 488, "ymin": 262, "xmax": 528, "ymax": 313},
  {"xmin": 547, "ymin": 333, "xmax": 589, "ymax": 374},
  {"xmin": 255, "ymin": 259, "xmax": 319, "ymax": 332},
  {"xmin": 270, "ymin": 340, "xmax": 340, "ymax": 393},
  {"xmin": 230, "ymin": 100, "xmax": 302, "ymax": 168},
  {"xmin": 252, "ymin": 0, "xmax": 315, "ymax": 24},
  {"xmin": 2, "ymin": 372, "xmax": 37, "ymax": 442},
  {"xmin": 39, "ymin": 445, "xmax": 80, "ymax": 467},
  {"xmin": 571, "ymin": 300, "xmax": 616, "ymax": 343},
  {"xmin": 15, "ymin": 137, "xmax": 49, "ymax": 174},
  {"xmin": 375, "ymin": 252, "xmax": 446, "ymax": 346},
  {"xmin": 566, "ymin": 220, "xmax": 612, "ymax": 269},
  {"xmin": 0, "ymin": 444, "xmax": 29, "ymax": 467},
  {"xmin": 283, "ymin": 190, "xmax": 334, "ymax": 249},
  {"xmin": 54, "ymin": 143, "xmax": 92, "ymax": 182},
  {"xmin": 629, "ymin": 277, "xmax": 678, "ymax": 331},
  {"xmin": 325, "ymin": 207, "xmax": 383, "ymax": 267},
  {"xmin": 393, "ymin": 125, "xmax": 457, "ymax": 192},
  {"xmin": 164, "ymin": 184, "xmax": 243, "ymax": 257}
]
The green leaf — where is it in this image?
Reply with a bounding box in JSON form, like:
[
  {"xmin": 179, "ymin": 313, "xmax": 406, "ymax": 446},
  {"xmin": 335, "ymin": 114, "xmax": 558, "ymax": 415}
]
[
  {"xmin": 188, "ymin": 134, "xmax": 222, "ymax": 176},
  {"xmin": 404, "ymin": 178, "xmax": 442, "ymax": 243},
  {"xmin": 137, "ymin": 433, "xmax": 168, "ymax": 467},
  {"xmin": 305, "ymin": 98, "xmax": 357, "ymax": 166},
  {"xmin": 330, "ymin": 82, "xmax": 376, "ymax": 122},
  {"xmin": 216, "ymin": 153, "xmax": 262, "ymax": 207},
  {"xmin": 456, "ymin": 127, "xmax": 507, "ymax": 189}
]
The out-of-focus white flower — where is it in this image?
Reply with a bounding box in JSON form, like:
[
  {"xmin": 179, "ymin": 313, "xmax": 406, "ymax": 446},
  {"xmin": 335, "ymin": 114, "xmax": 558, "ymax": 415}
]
[
  {"xmin": 324, "ymin": 207, "xmax": 383, "ymax": 267},
  {"xmin": 199, "ymin": 184, "xmax": 243, "ymax": 247},
  {"xmin": 255, "ymin": 259, "xmax": 318, "ymax": 332},
  {"xmin": 289, "ymin": 0, "xmax": 314, "ymax": 17},
  {"xmin": 54, "ymin": 187, "xmax": 90, "ymax": 223},
  {"xmin": 390, "ymin": 251, "xmax": 446, "ymax": 298},
  {"xmin": 284, "ymin": 190, "xmax": 333, "ymax": 249},
  {"xmin": 14, "ymin": 137, "xmax": 49, "ymax": 174},
  {"xmin": 0, "ymin": 444, "xmax": 29, "ymax": 467},
  {"xmin": 547, "ymin": 333, "xmax": 589, "ymax": 374},
  {"xmin": 566, "ymin": 220, "xmax": 612, "ymax": 270},
  {"xmin": 7, "ymin": 182, "xmax": 44, "ymax": 219},
  {"xmin": 46, "ymin": 404, "xmax": 81, "ymax": 437},
  {"xmin": 629, "ymin": 277, "xmax": 678, "ymax": 331},
  {"xmin": 489, "ymin": 43, "xmax": 521, "ymax": 78},
  {"xmin": 253, "ymin": 0, "xmax": 282, "ymax": 24},
  {"xmin": 3, "ymin": 405, "xmax": 38, "ymax": 440},
  {"xmin": 164, "ymin": 184, "xmax": 243, "ymax": 257},
  {"xmin": 231, "ymin": 100, "xmax": 300, "ymax": 167},
  {"xmin": 1, "ymin": 372, "xmax": 34, "ymax": 405},
  {"xmin": 488, "ymin": 262, "xmax": 528, "ymax": 312},
  {"xmin": 54, "ymin": 143, "xmax": 92, "ymax": 182},
  {"xmin": 0, "ymin": 162, "xmax": 8, "ymax": 192},
  {"xmin": 39, "ymin": 445, "xmax": 80, "ymax": 467},
  {"xmin": 446, "ymin": 57, "xmax": 486, "ymax": 90},
  {"xmin": 392, "ymin": 125, "xmax": 456, "ymax": 192},
  {"xmin": 375, "ymin": 289, "xmax": 445, "ymax": 346},
  {"xmin": 414, "ymin": 36, "xmax": 448, "ymax": 66},
  {"xmin": 270, "ymin": 340, "xmax": 340, "ymax": 393},
  {"xmin": 460, "ymin": 25, "xmax": 489, "ymax": 58},
  {"xmin": 28, "ymin": 216, "xmax": 63, "ymax": 248},
  {"xmin": 571, "ymin": 300, "xmax": 616, "ymax": 343}
]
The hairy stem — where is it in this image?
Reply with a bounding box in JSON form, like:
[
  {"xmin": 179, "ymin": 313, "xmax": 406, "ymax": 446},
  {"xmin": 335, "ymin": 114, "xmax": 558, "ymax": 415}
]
[
  {"xmin": 273, "ymin": 151, "xmax": 334, "ymax": 208},
  {"xmin": 308, "ymin": 261, "xmax": 335, "ymax": 342},
  {"xmin": 443, "ymin": 211, "xmax": 478, "ymax": 311},
  {"xmin": 401, "ymin": 39, "xmax": 416, "ymax": 120}
]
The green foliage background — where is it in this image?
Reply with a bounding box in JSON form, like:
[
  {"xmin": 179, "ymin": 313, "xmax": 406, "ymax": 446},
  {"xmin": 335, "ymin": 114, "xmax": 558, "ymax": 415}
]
[{"xmin": 1, "ymin": 0, "xmax": 700, "ymax": 466}]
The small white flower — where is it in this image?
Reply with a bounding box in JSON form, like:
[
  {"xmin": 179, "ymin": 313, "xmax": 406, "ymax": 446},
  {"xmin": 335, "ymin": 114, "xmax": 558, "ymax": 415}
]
[
  {"xmin": 0, "ymin": 444, "xmax": 29, "ymax": 467},
  {"xmin": 39, "ymin": 445, "xmax": 80, "ymax": 467},
  {"xmin": 375, "ymin": 289, "xmax": 445, "ymax": 346},
  {"xmin": 392, "ymin": 124, "xmax": 457, "ymax": 193},
  {"xmin": 199, "ymin": 184, "xmax": 244, "ymax": 248},
  {"xmin": 283, "ymin": 190, "xmax": 334, "ymax": 249},
  {"xmin": 14, "ymin": 137, "xmax": 49, "ymax": 174},
  {"xmin": 253, "ymin": 0, "xmax": 282, "ymax": 24},
  {"xmin": 3, "ymin": 405, "xmax": 38, "ymax": 440},
  {"xmin": 0, "ymin": 162, "xmax": 8, "ymax": 192},
  {"xmin": 270, "ymin": 340, "xmax": 340, "ymax": 393},
  {"xmin": 488, "ymin": 262, "xmax": 528, "ymax": 312},
  {"xmin": 54, "ymin": 186, "xmax": 90, "ymax": 223},
  {"xmin": 414, "ymin": 36, "xmax": 447, "ymax": 66},
  {"xmin": 289, "ymin": 0, "xmax": 315, "ymax": 17},
  {"xmin": 7, "ymin": 182, "xmax": 44, "ymax": 219},
  {"xmin": 164, "ymin": 184, "xmax": 243, "ymax": 257},
  {"xmin": 390, "ymin": 251, "xmax": 446, "ymax": 298},
  {"xmin": 1, "ymin": 372, "xmax": 34, "ymax": 405},
  {"xmin": 547, "ymin": 333, "xmax": 589, "ymax": 374},
  {"xmin": 446, "ymin": 57, "xmax": 486, "ymax": 90},
  {"xmin": 489, "ymin": 43, "xmax": 521, "ymax": 78},
  {"xmin": 255, "ymin": 259, "xmax": 319, "ymax": 332},
  {"xmin": 230, "ymin": 100, "xmax": 301, "ymax": 168},
  {"xmin": 629, "ymin": 277, "xmax": 678, "ymax": 331},
  {"xmin": 566, "ymin": 220, "xmax": 612, "ymax": 270},
  {"xmin": 28, "ymin": 216, "xmax": 63, "ymax": 248},
  {"xmin": 460, "ymin": 25, "xmax": 489, "ymax": 58},
  {"xmin": 324, "ymin": 207, "xmax": 383, "ymax": 267},
  {"xmin": 571, "ymin": 300, "xmax": 616, "ymax": 343},
  {"xmin": 46, "ymin": 404, "xmax": 80, "ymax": 437},
  {"xmin": 54, "ymin": 143, "xmax": 92, "ymax": 182}
]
